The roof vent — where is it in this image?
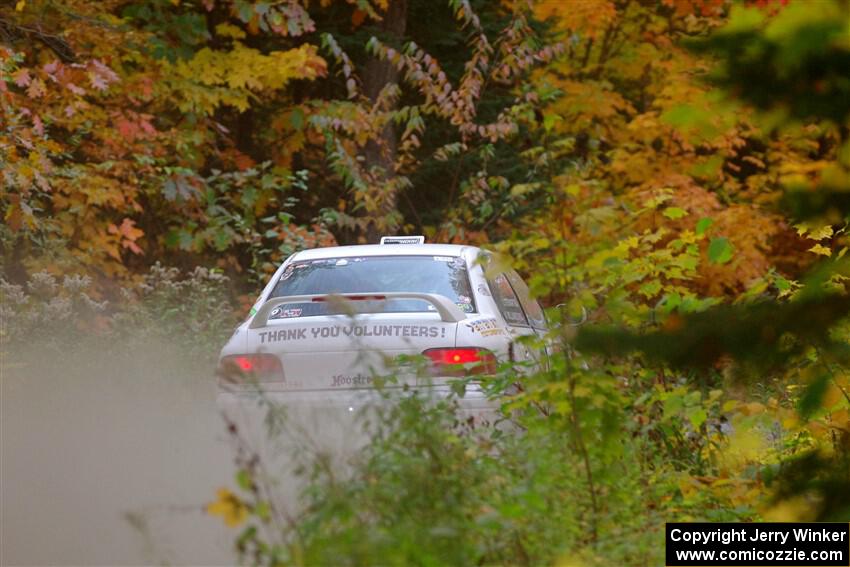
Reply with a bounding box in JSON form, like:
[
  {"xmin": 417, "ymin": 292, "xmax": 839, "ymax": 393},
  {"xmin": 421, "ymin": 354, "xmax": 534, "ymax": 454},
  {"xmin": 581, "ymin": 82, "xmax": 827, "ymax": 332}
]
[{"xmin": 380, "ymin": 235, "xmax": 425, "ymax": 245}]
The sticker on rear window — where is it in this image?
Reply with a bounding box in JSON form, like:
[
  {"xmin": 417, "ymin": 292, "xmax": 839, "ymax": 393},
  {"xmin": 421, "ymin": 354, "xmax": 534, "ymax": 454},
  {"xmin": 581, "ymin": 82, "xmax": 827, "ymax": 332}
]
[
  {"xmin": 270, "ymin": 307, "xmax": 302, "ymax": 319},
  {"xmin": 504, "ymin": 311, "xmax": 525, "ymax": 324},
  {"xmin": 433, "ymin": 256, "xmax": 454, "ymax": 262}
]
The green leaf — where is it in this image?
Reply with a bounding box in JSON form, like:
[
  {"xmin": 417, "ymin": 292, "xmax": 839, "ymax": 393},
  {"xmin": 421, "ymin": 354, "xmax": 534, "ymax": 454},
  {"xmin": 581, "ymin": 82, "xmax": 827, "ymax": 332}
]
[
  {"xmin": 696, "ymin": 217, "xmax": 714, "ymax": 236},
  {"xmin": 290, "ymin": 108, "xmax": 304, "ymax": 130},
  {"xmin": 241, "ymin": 186, "xmax": 257, "ymax": 208},
  {"xmin": 542, "ymin": 113, "xmax": 562, "ymax": 132},
  {"xmin": 178, "ymin": 229, "xmax": 194, "ymax": 250},
  {"xmin": 164, "ymin": 229, "xmax": 180, "ymax": 248},
  {"xmin": 686, "ymin": 407, "xmax": 708, "ymax": 429},
  {"xmin": 689, "ymin": 155, "xmax": 725, "ymax": 179},
  {"xmin": 236, "ymin": 469, "xmax": 252, "ymax": 491},
  {"xmin": 708, "ymin": 237, "xmax": 733, "ymax": 264},
  {"xmin": 663, "ymin": 207, "xmax": 687, "ymax": 220},
  {"xmin": 254, "ymin": 501, "xmax": 271, "ymax": 521},
  {"xmin": 663, "ymin": 393, "xmax": 684, "ymax": 419},
  {"xmin": 723, "ymin": 4, "xmax": 767, "ymax": 34},
  {"xmin": 213, "ymin": 230, "xmax": 232, "ymax": 251},
  {"xmin": 234, "ymin": 0, "xmax": 255, "ymax": 22},
  {"xmin": 236, "ymin": 525, "xmax": 257, "ymax": 547},
  {"xmin": 797, "ymin": 373, "xmax": 830, "ymax": 419},
  {"xmin": 639, "ymin": 280, "xmax": 662, "ymax": 297},
  {"xmin": 661, "ymin": 104, "xmax": 704, "ymax": 128}
]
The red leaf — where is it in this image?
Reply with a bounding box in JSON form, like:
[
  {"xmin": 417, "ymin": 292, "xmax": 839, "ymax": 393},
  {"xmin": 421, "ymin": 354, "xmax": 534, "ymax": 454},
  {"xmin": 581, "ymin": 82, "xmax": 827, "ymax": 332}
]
[
  {"xmin": 116, "ymin": 115, "xmax": 139, "ymax": 141},
  {"xmin": 122, "ymin": 240, "xmax": 143, "ymax": 254},
  {"xmin": 351, "ymin": 9, "xmax": 367, "ymax": 27},
  {"xmin": 66, "ymin": 82, "xmax": 85, "ymax": 95},
  {"xmin": 88, "ymin": 72, "xmax": 108, "ymax": 91},
  {"xmin": 118, "ymin": 218, "xmax": 143, "ymax": 241},
  {"xmin": 234, "ymin": 152, "xmax": 255, "ymax": 171},
  {"xmin": 32, "ymin": 114, "xmax": 44, "ymax": 135},
  {"xmin": 13, "ymin": 68, "xmax": 31, "ymax": 87}
]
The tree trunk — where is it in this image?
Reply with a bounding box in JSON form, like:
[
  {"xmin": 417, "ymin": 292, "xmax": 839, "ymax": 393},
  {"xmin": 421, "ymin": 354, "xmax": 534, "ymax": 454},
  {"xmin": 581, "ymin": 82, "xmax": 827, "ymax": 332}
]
[{"xmin": 360, "ymin": 0, "xmax": 407, "ymax": 243}]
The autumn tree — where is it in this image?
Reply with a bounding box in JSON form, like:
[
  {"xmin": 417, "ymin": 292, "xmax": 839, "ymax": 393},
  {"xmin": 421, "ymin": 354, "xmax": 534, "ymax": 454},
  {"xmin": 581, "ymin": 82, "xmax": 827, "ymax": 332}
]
[
  {"xmin": 571, "ymin": 0, "xmax": 850, "ymax": 521},
  {"xmin": 1, "ymin": 0, "xmax": 334, "ymax": 287}
]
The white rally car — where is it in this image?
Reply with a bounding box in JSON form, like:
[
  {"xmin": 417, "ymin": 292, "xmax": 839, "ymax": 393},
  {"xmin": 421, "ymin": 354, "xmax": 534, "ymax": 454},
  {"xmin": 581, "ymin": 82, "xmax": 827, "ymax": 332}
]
[{"xmin": 217, "ymin": 237, "xmax": 547, "ymax": 412}]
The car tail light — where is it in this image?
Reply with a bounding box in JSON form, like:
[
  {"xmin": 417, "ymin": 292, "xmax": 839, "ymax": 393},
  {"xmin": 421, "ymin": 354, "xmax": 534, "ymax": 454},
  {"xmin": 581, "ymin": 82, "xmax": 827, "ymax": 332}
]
[
  {"xmin": 422, "ymin": 348, "xmax": 496, "ymax": 376},
  {"xmin": 219, "ymin": 354, "xmax": 284, "ymax": 383}
]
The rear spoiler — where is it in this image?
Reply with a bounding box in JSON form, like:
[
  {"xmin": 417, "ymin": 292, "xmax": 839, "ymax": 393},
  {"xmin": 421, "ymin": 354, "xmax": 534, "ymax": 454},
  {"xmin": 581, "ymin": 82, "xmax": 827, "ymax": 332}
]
[{"xmin": 249, "ymin": 292, "xmax": 467, "ymax": 329}]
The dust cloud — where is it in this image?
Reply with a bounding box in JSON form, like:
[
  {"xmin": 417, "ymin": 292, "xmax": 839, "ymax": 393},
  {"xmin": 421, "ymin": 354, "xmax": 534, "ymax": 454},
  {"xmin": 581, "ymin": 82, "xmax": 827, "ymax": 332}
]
[{"xmin": 1, "ymin": 338, "xmax": 239, "ymax": 565}]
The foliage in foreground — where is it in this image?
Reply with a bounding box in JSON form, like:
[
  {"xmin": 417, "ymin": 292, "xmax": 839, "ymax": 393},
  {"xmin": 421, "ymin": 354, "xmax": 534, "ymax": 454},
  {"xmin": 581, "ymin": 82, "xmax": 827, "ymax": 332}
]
[{"xmin": 213, "ymin": 337, "xmax": 795, "ymax": 566}]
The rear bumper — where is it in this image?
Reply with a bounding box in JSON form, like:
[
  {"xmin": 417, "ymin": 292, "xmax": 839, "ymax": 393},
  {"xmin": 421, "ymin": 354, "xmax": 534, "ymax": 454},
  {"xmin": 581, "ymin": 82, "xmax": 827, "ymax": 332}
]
[
  {"xmin": 216, "ymin": 383, "xmax": 496, "ymax": 448},
  {"xmin": 217, "ymin": 382, "xmax": 493, "ymax": 412}
]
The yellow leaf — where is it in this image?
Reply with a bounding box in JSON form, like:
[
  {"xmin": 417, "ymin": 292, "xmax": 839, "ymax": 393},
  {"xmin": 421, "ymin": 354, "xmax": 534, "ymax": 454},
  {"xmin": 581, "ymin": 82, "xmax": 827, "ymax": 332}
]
[
  {"xmin": 555, "ymin": 555, "xmax": 588, "ymax": 567},
  {"xmin": 723, "ymin": 426, "xmax": 768, "ymax": 465},
  {"xmin": 15, "ymin": 0, "xmax": 25, "ymax": 11},
  {"xmin": 762, "ymin": 496, "xmax": 816, "ymax": 522},
  {"xmin": 215, "ymin": 23, "xmax": 246, "ymax": 40},
  {"xmin": 808, "ymin": 225, "xmax": 833, "ymax": 240},
  {"xmin": 806, "ymin": 420, "xmax": 831, "ymax": 440},
  {"xmin": 808, "ymin": 244, "xmax": 832, "ymax": 256},
  {"xmin": 206, "ymin": 488, "xmax": 249, "ymax": 527},
  {"xmin": 740, "ymin": 401, "xmax": 765, "ymax": 415},
  {"xmin": 830, "ymin": 408, "xmax": 849, "ymax": 425},
  {"xmin": 823, "ymin": 383, "xmax": 846, "ymax": 410},
  {"xmin": 168, "ymin": 44, "xmax": 325, "ymax": 114},
  {"xmin": 677, "ymin": 476, "xmax": 698, "ymax": 497}
]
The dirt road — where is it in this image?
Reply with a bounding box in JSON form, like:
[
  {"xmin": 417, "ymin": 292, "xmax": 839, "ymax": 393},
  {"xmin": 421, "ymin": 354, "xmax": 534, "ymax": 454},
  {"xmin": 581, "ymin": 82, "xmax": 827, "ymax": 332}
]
[{"xmin": 1, "ymin": 339, "xmax": 238, "ymax": 565}]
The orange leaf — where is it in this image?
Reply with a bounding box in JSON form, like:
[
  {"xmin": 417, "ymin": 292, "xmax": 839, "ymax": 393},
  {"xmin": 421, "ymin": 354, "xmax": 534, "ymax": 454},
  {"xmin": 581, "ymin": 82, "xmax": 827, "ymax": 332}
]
[
  {"xmin": 351, "ymin": 9, "xmax": 367, "ymax": 27},
  {"xmin": 117, "ymin": 218, "xmax": 144, "ymax": 242}
]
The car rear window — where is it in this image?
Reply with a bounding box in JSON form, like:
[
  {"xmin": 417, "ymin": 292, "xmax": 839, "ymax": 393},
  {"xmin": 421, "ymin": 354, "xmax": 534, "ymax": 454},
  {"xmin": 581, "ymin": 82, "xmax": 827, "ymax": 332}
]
[{"xmin": 268, "ymin": 255, "xmax": 475, "ymax": 318}]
